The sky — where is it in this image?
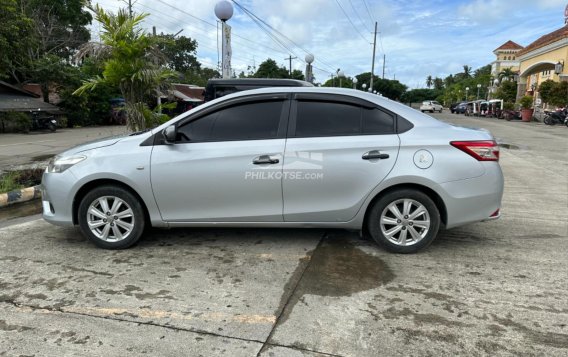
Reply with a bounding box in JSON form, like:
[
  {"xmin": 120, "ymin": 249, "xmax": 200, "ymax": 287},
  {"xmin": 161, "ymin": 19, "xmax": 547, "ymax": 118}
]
[{"xmin": 92, "ymin": 0, "xmax": 568, "ymax": 88}]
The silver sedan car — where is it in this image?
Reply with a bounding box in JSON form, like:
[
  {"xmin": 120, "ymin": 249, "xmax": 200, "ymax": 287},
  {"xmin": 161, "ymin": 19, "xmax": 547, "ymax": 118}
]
[{"xmin": 42, "ymin": 87, "xmax": 504, "ymax": 253}]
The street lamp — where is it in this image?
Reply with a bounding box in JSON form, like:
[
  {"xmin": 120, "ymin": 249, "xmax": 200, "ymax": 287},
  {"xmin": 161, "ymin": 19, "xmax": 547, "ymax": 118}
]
[
  {"xmin": 362, "ymin": 83, "xmax": 367, "ymax": 91},
  {"xmin": 373, "ymin": 90, "xmax": 377, "ymax": 94},
  {"xmin": 368, "ymin": 88, "xmax": 372, "ymax": 93},
  {"xmin": 215, "ymin": 1, "xmax": 233, "ymax": 79},
  {"xmin": 353, "ymin": 77, "xmax": 358, "ymax": 89},
  {"xmin": 337, "ymin": 69, "xmax": 345, "ymax": 87},
  {"xmin": 476, "ymin": 83, "xmax": 481, "ymax": 100},
  {"xmin": 305, "ymin": 54, "xmax": 314, "ymax": 83},
  {"xmin": 465, "ymin": 87, "xmax": 469, "ymax": 101}
]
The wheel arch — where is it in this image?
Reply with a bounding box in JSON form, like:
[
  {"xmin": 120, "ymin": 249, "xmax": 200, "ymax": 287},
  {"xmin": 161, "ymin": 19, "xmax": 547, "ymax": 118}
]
[
  {"xmin": 72, "ymin": 179, "xmax": 151, "ymax": 226},
  {"xmin": 362, "ymin": 183, "xmax": 448, "ymax": 231}
]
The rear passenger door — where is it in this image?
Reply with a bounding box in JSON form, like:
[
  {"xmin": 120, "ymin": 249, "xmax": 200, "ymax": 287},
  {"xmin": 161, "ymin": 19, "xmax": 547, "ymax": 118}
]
[{"xmin": 282, "ymin": 94, "xmax": 400, "ymax": 222}]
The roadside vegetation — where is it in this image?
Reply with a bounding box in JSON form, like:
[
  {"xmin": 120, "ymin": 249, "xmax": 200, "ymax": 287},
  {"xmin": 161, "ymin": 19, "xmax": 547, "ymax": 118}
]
[{"xmin": 0, "ymin": 168, "xmax": 44, "ymax": 193}]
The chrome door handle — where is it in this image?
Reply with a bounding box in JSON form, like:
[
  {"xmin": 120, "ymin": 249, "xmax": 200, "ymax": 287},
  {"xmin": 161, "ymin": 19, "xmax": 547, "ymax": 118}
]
[
  {"xmin": 253, "ymin": 155, "xmax": 279, "ymax": 164},
  {"xmin": 362, "ymin": 151, "xmax": 389, "ymax": 160}
]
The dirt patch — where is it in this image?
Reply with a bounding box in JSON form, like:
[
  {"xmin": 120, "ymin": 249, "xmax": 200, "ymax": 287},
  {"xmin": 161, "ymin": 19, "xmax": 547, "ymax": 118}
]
[{"xmin": 274, "ymin": 233, "xmax": 394, "ymax": 327}]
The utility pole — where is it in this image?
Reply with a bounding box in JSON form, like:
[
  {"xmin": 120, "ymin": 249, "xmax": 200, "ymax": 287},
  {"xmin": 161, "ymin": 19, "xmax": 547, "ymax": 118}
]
[
  {"xmin": 370, "ymin": 21, "xmax": 377, "ymax": 90},
  {"xmin": 285, "ymin": 55, "xmax": 297, "ymax": 76},
  {"xmin": 382, "ymin": 54, "xmax": 386, "ymax": 79}
]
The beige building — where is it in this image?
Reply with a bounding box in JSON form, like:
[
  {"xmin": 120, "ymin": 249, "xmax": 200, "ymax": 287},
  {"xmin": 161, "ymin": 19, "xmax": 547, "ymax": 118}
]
[
  {"xmin": 491, "ymin": 40, "xmax": 523, "ymax": 78},
  {"xmin": 516, "ymin": 25, "xmax": 568, "ymax": 103}
]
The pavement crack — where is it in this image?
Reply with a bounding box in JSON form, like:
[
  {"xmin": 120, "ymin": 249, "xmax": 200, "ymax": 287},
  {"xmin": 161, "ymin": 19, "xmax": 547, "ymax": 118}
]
[
  {"xmin": 0, "ymin": 299, "xmax": 263, "ymax": 346},
  {"xmin": 256, "ymin": 231, "xmax": 327, "ymax": 357}
]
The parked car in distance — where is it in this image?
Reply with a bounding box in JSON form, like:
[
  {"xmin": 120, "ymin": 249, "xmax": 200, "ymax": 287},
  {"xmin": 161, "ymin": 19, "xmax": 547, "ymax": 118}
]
[
  {"xmin": 420, "ymin": 100, "xmax": 443, "ymax": 113},
  {"xmin": 41, "ymin": 87, "xmax": 504, "ymax": 254},
  {"xmin": 203, "ymin": 78, "xmax": 313, "ymax": 101},
  {"xmin": 455, "ymin": 102, "xmax": 468, "ymax": 114}
]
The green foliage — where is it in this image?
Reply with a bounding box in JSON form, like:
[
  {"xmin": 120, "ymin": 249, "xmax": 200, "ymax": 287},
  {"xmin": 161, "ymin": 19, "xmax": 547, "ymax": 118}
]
[
  {"xmin": 0, "ymin": 111, "xmax": 31, "ymax": 133},
  {"xmin": 538, "ymin": 80, "xmax": 568, "ymax": 107},
  {"xmin": 0, "ymin": 171, "xmax": 21, "ymax": 193},
  {"xmin": 182, "ymin": 67, "xmax": 220, "ymax": 86},
  {"xmin": 143, "ymin": 102, "xmax": 176, "ymax": 128},
  {"xmin": 75, "ymin": 5, "xmax": 177, "ymax": 131},
  {"xmin": 426, "ymin": 75, "xmax": 433, "ymax": 88},
  {"xmin": 495, "ymin": 80, "xmax": 517, "ymax": 103},
  {"xmin": 519, "ymin": 95, "xmax": 533, "ymax": 109},
  {"xmin": 0, "ymin": 168, "xmax": 44, "ymax": 193},
  {"xmin": 503, "ymin": 102, "xmax": 514, "ymax": 110},
  {"xmin": 0, "ymin": 0, "xmax": 35, "ymax": 82},
  {"xmin": 156, "ymin": 34, "xmax": 199, "ymax": 73},
  {"xmin": 253, "ymin": 59, "xmax": 289, "ymax": 78},
  {"xmin": 401, "ymin": 88, "xmax": 442, "ymax": 104}
]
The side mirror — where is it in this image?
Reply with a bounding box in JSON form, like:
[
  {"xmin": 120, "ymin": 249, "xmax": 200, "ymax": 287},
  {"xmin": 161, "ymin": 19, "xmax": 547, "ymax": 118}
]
[{"xmin": 163, "ymin": 125, "xmax": 176, "ymax": 144}]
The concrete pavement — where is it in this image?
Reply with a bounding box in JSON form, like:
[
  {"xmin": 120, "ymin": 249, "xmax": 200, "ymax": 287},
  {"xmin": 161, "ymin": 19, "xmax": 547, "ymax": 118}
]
[
  {"xmin": 0, "ymin": 114, "xmax": 567, "ymax": 356},
  {"xmin": 0, "ymin": 126, "xmax": 129, "ymax": 171}
]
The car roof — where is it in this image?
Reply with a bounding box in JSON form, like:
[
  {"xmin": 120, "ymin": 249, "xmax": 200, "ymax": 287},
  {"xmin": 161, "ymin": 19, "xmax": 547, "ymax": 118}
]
[
  {"xmin": 206, "ymin": 78, "xmax": 314, "ymax": 87},
  {"xmin": 155, "ymin": 87, "xmax": 443, "ymax": 131}
]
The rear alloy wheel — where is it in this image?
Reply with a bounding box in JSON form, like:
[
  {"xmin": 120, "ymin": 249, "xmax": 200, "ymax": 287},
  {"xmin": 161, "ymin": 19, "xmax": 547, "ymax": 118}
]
[
  {"xmin": 78, "ymin": 185, "xmax": 145, "ymax": 249},
  {"xmin": 368, "ymin": 189, "xmax": 440, "ymax": 253}
]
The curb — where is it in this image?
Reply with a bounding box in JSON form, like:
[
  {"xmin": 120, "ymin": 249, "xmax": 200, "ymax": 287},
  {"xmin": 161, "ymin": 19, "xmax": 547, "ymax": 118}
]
[{"xmin": 0, "ymin": 186, "xmax": 41, "ymax": 208}]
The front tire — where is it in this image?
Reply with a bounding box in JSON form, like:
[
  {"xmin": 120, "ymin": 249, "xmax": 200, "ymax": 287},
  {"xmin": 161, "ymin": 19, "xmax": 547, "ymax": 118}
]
[
  {"xmin": 78, "ymin": 185, "xmax": 145, "ymax": 249},
  {"xmin": 368, "ymin": 189, "xmax": 440, "ymax": 253}
]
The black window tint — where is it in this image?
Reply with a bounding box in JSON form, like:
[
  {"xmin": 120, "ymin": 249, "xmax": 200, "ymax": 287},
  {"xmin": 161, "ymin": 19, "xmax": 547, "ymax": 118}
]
[
  {"xmin": 178, "ymin": 101, "xmax": 283, "ymax": 142},
  {"xmin": 296, "ymin": 101, "xmax": 361, "ymax": 137},
  {"xmin": 363, "ymin": 108, "xmax": 394, "ymax": 134}
]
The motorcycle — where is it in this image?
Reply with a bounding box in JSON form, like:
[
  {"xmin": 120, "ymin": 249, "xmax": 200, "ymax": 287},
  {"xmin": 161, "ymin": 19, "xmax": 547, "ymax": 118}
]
[
  {"xmin": 543, "ymin": 108, "xmax": 568, "ymax": 126},
  {"xmin": 31, "ymin": 111, "xmax": 57, "ymax": 132}
]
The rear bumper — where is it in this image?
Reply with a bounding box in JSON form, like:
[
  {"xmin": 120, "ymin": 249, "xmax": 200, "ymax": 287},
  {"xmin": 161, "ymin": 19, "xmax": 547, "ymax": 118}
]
[{"xmin": 439, "ymin": 163, "xmax": 504, "ymax": 229}]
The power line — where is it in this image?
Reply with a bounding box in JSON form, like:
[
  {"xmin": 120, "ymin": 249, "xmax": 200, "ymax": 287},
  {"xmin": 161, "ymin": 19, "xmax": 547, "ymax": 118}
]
[
  {"xmin": 348, "ymin": 0, "xmax": 371, "ymax": 33},
  {"xmin": 335, "ymin": 0, "xmax": 370, "ymax": 43},
  {"xmin": 152, "ymin": 0, "xmax": 288, "ymax": 56},
  {"xmin": 362, "ymin": 0, "xmax": 375, "ymax": 23},
  {"xmin": 231, "ymin": 0, "xmax": 336, "ymax": 74}
]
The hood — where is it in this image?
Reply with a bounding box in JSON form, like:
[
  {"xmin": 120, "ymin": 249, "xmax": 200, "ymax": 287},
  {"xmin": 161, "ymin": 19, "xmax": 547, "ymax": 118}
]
[{"xmin": 60, "ymin": 134, "xmax": 128, "ymax": 156}]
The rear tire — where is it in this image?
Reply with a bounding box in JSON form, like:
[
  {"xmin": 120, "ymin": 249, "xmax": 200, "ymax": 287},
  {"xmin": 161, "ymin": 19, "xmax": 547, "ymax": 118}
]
[
  {"xmin": 368, "ymin": 189, "xmax": 440, "ymax": 253},
  {"xmin": 78, "ymin": 185, "xmax": 145, "ymax": 249},
  {"xmin": 48, "ymin": 123, "xmax": 56, "ymax": 132}
]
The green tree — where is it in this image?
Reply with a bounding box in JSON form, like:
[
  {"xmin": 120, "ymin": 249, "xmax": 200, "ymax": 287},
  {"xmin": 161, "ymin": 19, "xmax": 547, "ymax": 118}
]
[
  {"xmin": 433, "ymin": 77, "xmax": 444, "ymax": 90},
  {"xmin": 74, "ymin": 5, "xmax": 176, "ymax": 131},
  {"xmin": 253, "ymin": 59, "xmax": 289, "ymax": 78},
  {"xmin": 156, "ymin": 34, "xmax": 199, "ymax": 73},
  {"xmin": 498, "ymin": 68, "xmax": 516, "ymax": 82},
  {"xmin": 538, "ymin": 79, "xmax": 556, "ymax": 105},
  {"xmin": 463, "ymin": 65, "xmax": 472, "ymax": 78},
  {"xmin": 23, "ymin": 0, "xmax": 92, "ymax": 59},
  {"xmin": 426, "ymin": 75, "xmax": 433, "ymax": 88},
  {"xmin": 0, "ymin": 0, "xmax": 35, "ymax": 81},
  {"xmin": 290, "ymin": 69, "xmax": 305, "ymax": 80},
  {"xmin": 495, "ymin": 80, "xmax": 517, "ymax": 103}
]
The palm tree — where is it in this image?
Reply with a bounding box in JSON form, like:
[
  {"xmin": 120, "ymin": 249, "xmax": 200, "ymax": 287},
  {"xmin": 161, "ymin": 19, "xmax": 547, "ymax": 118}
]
[
  {"xmin": 74, "ymin": 5, "xmax": 176, "ymax": 131},
  {"xmin": 426, "ymin": 75, "xmax": 433, "ymax": 88},
  {"xmin": 498, "ymin": 68, "xmax": 516, "ymax": 82},
  {"xmin": 463, "ymin": 65, "xmax": 472, "ymax": 78}
]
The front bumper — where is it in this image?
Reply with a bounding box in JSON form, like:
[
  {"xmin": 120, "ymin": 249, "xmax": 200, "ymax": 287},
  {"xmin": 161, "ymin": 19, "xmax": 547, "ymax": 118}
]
[{"xmin": 41, "ymin": 169, "xmax": 77, "ymax": 227}]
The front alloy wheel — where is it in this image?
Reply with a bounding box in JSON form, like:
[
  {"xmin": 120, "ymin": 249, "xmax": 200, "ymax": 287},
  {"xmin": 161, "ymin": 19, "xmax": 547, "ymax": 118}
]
[
  {"xmin": 78, "ymin": 185, "xmax": 145, "ymax": 249},
  {"xmin": 368, "ymin": 189, "xmax": 440, "ymax": 253}
]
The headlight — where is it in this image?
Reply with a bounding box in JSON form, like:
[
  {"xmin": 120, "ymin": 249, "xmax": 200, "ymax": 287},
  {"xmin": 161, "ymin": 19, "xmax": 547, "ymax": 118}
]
[{"xmin": 47, "ymin": 155, "xmax": 86, "ymax": 173}]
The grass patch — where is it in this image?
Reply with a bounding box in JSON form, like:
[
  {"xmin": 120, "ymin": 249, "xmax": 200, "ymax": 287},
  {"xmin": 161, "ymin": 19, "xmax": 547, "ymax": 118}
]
[{"xmin": 0, "ymin": 168, "xmax": 44, "ymax": 193}]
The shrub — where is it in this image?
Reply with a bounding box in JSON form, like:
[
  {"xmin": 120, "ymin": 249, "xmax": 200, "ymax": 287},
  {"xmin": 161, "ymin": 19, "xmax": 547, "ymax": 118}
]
[
  {"xmin": 519, "ymin": 96, "xmax": 533, "ymax": 109},
  {"xmin": 0, "ymin": 111, "xmax": 32, "ymax": 133}
]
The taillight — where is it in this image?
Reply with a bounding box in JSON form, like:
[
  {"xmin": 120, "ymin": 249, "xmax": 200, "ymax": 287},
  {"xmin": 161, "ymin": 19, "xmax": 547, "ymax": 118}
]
[{"xmin": 450, "ymin": 141, "xmax": 500, "ymax": 161}]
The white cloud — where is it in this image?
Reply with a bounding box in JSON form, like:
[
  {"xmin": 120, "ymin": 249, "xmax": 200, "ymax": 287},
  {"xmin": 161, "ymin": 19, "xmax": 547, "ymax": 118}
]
[{"xmin": 88, "ymin": 0, "xmax": 568, "ymax": 88}]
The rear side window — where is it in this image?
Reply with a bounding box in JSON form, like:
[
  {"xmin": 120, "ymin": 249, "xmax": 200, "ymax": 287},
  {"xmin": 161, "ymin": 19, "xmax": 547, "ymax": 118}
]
[
  {"xmin": 295, "ymin": 101, "xmax": 394, "ymax": 137},
  {"xmin": 296, "ymin": 101, "xmax": 360, "ymax": 137},
  {"xmin": 177, "ymin": 100, "xmax": 284, "ymax": 142}
]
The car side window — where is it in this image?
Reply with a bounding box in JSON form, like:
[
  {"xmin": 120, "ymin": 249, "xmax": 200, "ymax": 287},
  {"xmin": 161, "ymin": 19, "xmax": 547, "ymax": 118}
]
[
  {"xmin": 177, "ymin": 100, "xmax": 284, "ymax": 142},
  {"xmin": 362, "ymin": 108, "xmax": 395, "ymax": 134},
  {"xmin": 295, "ymin": 100, "xmax": 394, "ymax": 137},
  {"xmin": 295, "ymin": 101, "xmax": 360, "ymax": 137}
]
